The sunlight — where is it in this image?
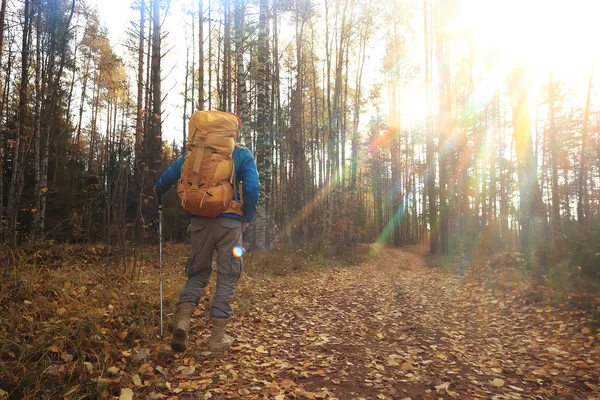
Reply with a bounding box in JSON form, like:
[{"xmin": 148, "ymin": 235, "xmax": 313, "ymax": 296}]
[{"xmin": 463, "ymin": 0, "xmax": 600, "ymax": 82}]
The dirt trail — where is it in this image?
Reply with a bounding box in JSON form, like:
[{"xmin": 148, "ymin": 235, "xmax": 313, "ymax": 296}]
[{"xmin": 157, "ymin": 248, "xmax": 599, "ymax": 400}]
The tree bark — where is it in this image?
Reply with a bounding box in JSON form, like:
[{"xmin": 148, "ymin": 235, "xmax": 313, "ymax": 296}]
[
  {"xmin": 508, "ymin": 63, "xmax": 550, "ymax": 284},
  {"xmin": 34, "ymin": 0, "xmax": 75, "ymax": 238},
  {"xmin": 435, "ymin": 0, "xmax": 452, "ymax": 255},
  {"xmin": 255, "ymin": 0, "xmax": 271, "ymax": 249},
  {"xmin": 424, "ymin": 0, "xmax": 438, "ymax": 254},
  {"xmin": 183, "ymin": 40, "xmax": 190, "ymax": 144},
  {"xmin": 135, "ymin": 0, "xmax": 145, "ymax": 160},
  {"xmin": 0, "ymin": 9, "xmax": 10, "ymax": 227},
  {"xmin": 234, "ymin": 0, "xmax": 250, "ymax": 146},
  {"xmin": 548, "ymin": 71, "xmax": 560, "ymax": 238},
  {"xmin": 150, "ymin": 0, "xmax": 162, "ymax": 184},
  {"xmin": 578, "ymin": 57, "xmax": 594, "ymax": 223},
  {"xmin": 7, "ymin": 0, "xmax": 32, "ymax": 246},
  {"xmin": 198, "ymin": 0, "xmax": 204, "ymax": 110}
]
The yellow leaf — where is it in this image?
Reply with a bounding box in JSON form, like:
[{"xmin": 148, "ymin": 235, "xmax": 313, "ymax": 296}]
[
  {"xmin": 387, "ymin": 357, "xmax": 399, "ymax": 366},
  {"xmin": 275, "ymin": 395, "xmax": 286, "ymax": 400},
  {"xmin": 132, "ymin": 374, "xmax": 142, "ymax": 387},
  {"xmin": 582, "ymin": 327, "xmax": 591, "ymax": 334},
  {"xmin": 119, "ymin": 388, "xmax": 133, "ymax": 400},
  {"xmin": 84, "ymin": 362, "xmax": 93, "ymax": 373},
  {"xmin": 492, "ymin": 378, "xmax": 505, "ymax": 387},
  {"xmin": 49, "ymin": 344, "xmax": 61, "ymax": 353},
  {"xmin": 119, "ymin": 331, "xmax": 128, "ymax": 340},
  {"xmin": 255, "ymin": 346, "xmax": 268, "ymax": 354},
  {"xmin": 41, "ymin": 187, "xmax": 48, "ymax": 193}
]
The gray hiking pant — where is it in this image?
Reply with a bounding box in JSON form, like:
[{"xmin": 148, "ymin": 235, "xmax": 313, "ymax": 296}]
[{"xmin": 178, "ymin": 216, "xmax": 243, "ymax": 319}]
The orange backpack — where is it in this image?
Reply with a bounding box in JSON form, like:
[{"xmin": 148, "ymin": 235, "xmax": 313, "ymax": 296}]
[{"xmin": 176, "ymin": 110, "xmax": 244, "ymax": 217}]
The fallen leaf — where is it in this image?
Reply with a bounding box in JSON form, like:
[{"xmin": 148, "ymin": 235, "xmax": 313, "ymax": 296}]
[
  {"xmin": 492, "ymin": 378, "xmax": 505, "ymax": 387},
  {"xmin": 133, "ymin": 374, "xmax": 142, "ymax": 387},
  {"xmin": 584, "ymin": 382, "xmax": 599, "ymax": 391},
  {"xmin": 84, "ymin": 362, "xmax": 93, "ymax": 373},
  {"xmin": 49, "ymin": 344, "xmax": 61, "ymax": 353},
  {"xmin": 281, "ymin": 378, "xmax": 295, "ymax": 388},
  {"xmin": 119, "ymin": 388, "xmax": 133, "ymax": 400},
  {"xmin": 255, "ymin": 346, "xmax": 268, "ymax": 354}
]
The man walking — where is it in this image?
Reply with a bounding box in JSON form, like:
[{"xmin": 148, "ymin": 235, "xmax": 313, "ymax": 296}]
[{"xmin": 154, "ymin": 110, "xmax": 259, "ymax": 352}]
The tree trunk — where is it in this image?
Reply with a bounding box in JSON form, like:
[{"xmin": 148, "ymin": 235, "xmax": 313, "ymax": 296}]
[
  {"xmin": 208, "ymin": 0, "xmax": 212, "ymax": 109},
  {"xmin": 548, "ymin": 71, "xmax": 560, "ymax": 240},
  {"xmin": 424, "ymin": 0, "xmax": 438, "ymax": 254},
  {"xmin": 222, "ymin": 0, "xmax": 231, "ymax": 111},
  {"xmin": 0, "ymin": 3, "xmax": 10, "ymax": 227},
  {"xmin": 198, "ymin": 0, "xmax": 204, "ymax": 110},
  {"xmin": 255, "ymin": 0, "xmax": 271, "ymax": 249},
  {"xmin": 435, "ymin": 0, "xmax": 452, "ymax": 255},
  {"xmin": 31, "ymin": 4, "xmax": 43, "ymax": 240},
  {"xmin": 35, "ymin": 0, "xmax": 75, "ymax": 238},
  {"xmin": 150, "ymin": 0, "xmax": 162, "ymax": 184},
  {"xmin": 135, "ymin": 0, "xmax": 145, "ymax": 160},
  {"xmin": 578, "ymin": 57, "xmax": 594, "ymax": 222},
  {"xmin": 234, "ymin": 0, "xmax": 250, "ymax": 146},
  {"xmin": 290, "ymin": 0, "xmax": 308, "ymax": 251},
  {"xmin": 183, "ymin": 41, "xmax": 190, "ymax": 144},
  {"xmin": 7, "ymin": 0, "xmax": 32, "ymax": 246},
  {"xmin": 508, "ymin": 63, "xmax": 550, "ymax": 284}
]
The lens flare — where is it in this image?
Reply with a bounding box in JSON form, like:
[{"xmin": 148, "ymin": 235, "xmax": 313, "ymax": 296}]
[{"xmin": 232, "ymin": 246, "xmax": 245, "ymax": 258}]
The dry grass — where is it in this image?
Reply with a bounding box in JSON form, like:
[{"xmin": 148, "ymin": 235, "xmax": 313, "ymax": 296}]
[
  {"xmin": 0, "ymin": 241, "xmax": 361, "ymax": 398},
  {"xmin": 0, "ymin": 243, "xmax": 178, "ymax": 398}
]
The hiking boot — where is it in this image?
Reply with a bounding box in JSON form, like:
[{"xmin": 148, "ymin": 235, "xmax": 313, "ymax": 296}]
[
  {"xmin": 171, "ymin": 303, "xmax": 195, "ymax": 352},
  {"xmin": 208, "ymin": 317, "xmax": 233, "ymax": 352}
]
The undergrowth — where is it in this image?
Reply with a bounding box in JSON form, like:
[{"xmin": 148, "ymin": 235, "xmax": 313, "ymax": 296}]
[
  {"xmin": 417, "ymin": 243, "xmax": 600, "ymax": 314},
  {"xmin": 0, "ymin": 242, "xmax": 363, "ymax": 398}
]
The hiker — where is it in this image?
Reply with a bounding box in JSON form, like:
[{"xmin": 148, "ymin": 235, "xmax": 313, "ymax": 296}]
[{"xmin": 154, "ymin": 110, "xmax": 259, "ymax": 353}]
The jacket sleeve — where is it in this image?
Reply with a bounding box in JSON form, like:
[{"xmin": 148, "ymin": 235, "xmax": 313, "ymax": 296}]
[
  {"xmin": 238, "ymin": 149, "xmax": 260, "ymax": 222},
  {"xmin": 155, "ymin": 156, "xmax": 184, "ymax": 196}
]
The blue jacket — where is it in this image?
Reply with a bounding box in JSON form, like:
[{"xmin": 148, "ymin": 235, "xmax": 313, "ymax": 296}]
[{"xmin": 155, "ymin": 147, "xmax": 260, "ymax": 223}]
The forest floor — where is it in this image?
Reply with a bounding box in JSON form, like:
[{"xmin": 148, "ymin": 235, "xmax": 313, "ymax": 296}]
[{"xmin": 2, "ymin": 244, "xmax": 600, "ymax": 399}]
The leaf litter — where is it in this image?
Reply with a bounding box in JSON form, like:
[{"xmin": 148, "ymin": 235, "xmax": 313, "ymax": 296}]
[{"xmin": 3, "ymin": 245, "xmax": 599, "ymax": 399}]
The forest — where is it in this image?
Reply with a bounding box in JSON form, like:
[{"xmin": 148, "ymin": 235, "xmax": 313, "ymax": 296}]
[{"xmin": 1, "ymin": 0, "xmax": 600, "ymax": 398}]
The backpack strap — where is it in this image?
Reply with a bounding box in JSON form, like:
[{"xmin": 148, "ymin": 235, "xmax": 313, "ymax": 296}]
[
  {"xmin": 192, "ymin": 146, "xmax": 206, "ymax": 187},
  {"xmin": 230, "ymin": 157, "xmax": 238, "ymax": 203}
]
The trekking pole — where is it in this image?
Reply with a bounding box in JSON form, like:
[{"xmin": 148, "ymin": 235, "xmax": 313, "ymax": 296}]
[{"xmin": 158, "ymin": 194, "xmax": 164, "ymax": 338}]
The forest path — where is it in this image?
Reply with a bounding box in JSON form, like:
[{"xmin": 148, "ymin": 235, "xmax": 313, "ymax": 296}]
[{"xmin": 157, "ymin": 247, "xmax": 599, "ymax": 400}]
